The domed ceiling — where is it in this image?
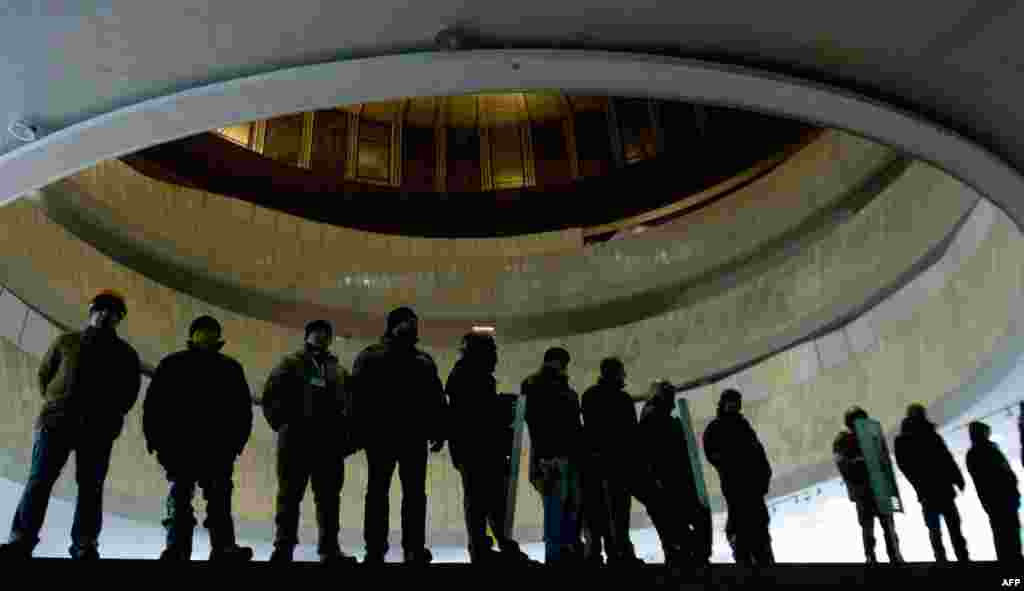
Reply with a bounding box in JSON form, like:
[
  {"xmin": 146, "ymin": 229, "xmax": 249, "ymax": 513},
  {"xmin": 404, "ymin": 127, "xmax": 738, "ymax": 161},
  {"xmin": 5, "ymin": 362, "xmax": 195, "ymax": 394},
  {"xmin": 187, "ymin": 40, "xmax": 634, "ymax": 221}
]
[{"xmin": 121, "ymin": 92, "xmax": 814, "ymax": 238}]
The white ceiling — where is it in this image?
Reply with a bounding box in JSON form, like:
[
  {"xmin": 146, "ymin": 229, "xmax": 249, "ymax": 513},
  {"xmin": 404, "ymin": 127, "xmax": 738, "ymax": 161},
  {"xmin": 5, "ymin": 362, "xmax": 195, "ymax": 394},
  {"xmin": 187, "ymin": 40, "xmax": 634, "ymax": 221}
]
[{"xmin": 2, "ymin": 2, "xmax": 1022, "ymax": 170}]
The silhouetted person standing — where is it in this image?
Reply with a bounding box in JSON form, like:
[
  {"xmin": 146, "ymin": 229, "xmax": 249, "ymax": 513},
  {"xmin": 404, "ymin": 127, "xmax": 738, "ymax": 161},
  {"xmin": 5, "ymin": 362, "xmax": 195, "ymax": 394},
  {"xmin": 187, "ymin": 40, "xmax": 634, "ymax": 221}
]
[
  {"xmin": 893, "ymin": 403, "xmax": 968, "ymax": 562},
  {"xmin": 580, "ymin": 358, "xmax": 643, "ymax": 566},
  {"xmin": 143, "ymin": 315, "xmax": 254, "ymax": 562},
  {"xmin": 833, "ymin": 406, "xmax": 903, "ymax": 564},
  {"xmin": 703, "ymin": 389, "xmax": 774, "ymax": 565},
  {"xmin": 637, "ymin": 381, "xmax": 712, "ymax": 567},
  {"xmin": 262, "ymin": 320, "xmax": 357, "ymax": 564},
  {"xmin": 524, "ymin": 347, "xmax": 584, "ymax": 566},
  {"xmin": 966, "ymin": 421, "xmax": 1022, "ymax": 562},
  {"xmin": 352, "ymin": 307, "xmax": 445, "ymax": 565},
  {"xmin": 0, "ymin": 290, "xmax": 141, "ymax": 560},
  {"xmin": 446, "ymin": 331, "xmax": 531, "ymax": 564}
]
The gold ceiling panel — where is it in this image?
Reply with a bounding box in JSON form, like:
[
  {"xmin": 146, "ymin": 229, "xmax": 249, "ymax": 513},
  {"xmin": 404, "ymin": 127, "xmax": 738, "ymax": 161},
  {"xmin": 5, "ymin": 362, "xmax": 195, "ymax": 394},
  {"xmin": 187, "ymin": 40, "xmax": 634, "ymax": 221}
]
[
  {"xmin": 446, "ymin": 94, "xmax": 479, "ymax": 128},
  {"xmin": 406, "ymin": 96, "xmax": 438, "ymax": 128}
]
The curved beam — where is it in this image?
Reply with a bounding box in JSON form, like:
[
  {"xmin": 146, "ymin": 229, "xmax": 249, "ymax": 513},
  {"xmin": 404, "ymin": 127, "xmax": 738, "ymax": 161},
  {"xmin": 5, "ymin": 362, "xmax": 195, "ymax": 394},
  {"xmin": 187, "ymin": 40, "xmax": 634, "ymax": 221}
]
[{"xmin": 1, "ymin": 49, "xmax": 1022, "ymax": 233}]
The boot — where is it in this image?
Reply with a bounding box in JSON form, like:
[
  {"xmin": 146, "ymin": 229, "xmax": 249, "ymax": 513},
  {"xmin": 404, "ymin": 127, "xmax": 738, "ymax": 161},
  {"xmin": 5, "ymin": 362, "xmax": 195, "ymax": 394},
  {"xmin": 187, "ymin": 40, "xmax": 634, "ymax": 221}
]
[
  {"xmin": 209, "ymin": 545, "xmax": 254, "ymax": 562},
  {"xmin": 362, "ymin": 552, "xmax": 387, "ymax": 565},
  {"xmin": 403, "ymin": 547, "xmax": 433, "ymax": 565},
  {"xmin": 160, "ymin": 547, "xmax": 191, "ymax": 561},
  {"xmin": 69, "ymin": 542, "xmax": 100, "ymax": 560},
  {"xmin": 162, "ymin": 523, "xmax": 194, "ymax": 561},
  {"xmin": 320, "ymin": 549, "xmax": 358, "ymax": 565},
  {"xmin": 865, "ymin": 548, "xmax": 878, "ymax": 565},
  {"xmin": 0, "ymin": 541, "xmax": 34, "ymax": 560},
  {"xmin": 269, "ymin": 545, "xmax": 294, "ymax": 563}
]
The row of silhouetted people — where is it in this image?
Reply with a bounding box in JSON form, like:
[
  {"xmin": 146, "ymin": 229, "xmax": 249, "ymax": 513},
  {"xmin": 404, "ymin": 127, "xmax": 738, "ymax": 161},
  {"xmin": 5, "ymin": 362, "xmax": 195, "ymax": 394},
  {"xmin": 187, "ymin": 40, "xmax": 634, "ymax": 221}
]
[
  {"xmin": 0, "ymin": 290, "xmax": 1019, "ymax": 565},
  {"xmin": 833, "ymin": 405, "xmax": 1021, "ymax": 564}
]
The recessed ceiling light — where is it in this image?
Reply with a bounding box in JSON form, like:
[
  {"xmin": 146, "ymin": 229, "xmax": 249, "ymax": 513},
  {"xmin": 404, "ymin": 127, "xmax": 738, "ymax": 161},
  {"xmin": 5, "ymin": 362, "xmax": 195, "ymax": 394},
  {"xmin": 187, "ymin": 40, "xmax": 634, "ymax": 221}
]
[{"xmin": 8, "ymin": 120, "xmax": 38, "ymax": 142}]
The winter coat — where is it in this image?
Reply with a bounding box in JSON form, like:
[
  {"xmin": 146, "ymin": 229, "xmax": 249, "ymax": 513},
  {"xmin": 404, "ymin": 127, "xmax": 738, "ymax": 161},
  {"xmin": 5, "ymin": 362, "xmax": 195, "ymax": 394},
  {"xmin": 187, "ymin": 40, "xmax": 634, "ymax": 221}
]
[
  {"xmin": 523, "ymin": 367, "xmax": 583, "ymax": 461},
  {"xmin": 637, "ymin": 407, "xmax": 699, "ymax": 502},
  {"xmin": 445, "ymin": 358, "xmax": 507, "ymax": 468},
  {"xmin": 833, "ymin": 430, "xmax": 873, "ymax": 503},
  {"xmin": 703, "ymin": 412, "xmax": 772, "ymax": 500},
  {"xmin": 894, "ymin": 415, "xmax": 964, "ymax": 505},
  {"xmin": 350, "ymin": 336, "xmax": 445, "ymax": 448},
  {"xmin": 37, "ymin": 327, "xmax": 142, "ymax": 440},
  {"xmin": 581, "ymin": 380, "xmax": 638, "ymax": 460},
  {"xmin": 143, "ymin": 347, "xmax": 253, "ymax": 466},
  {"xmin": 966, "ymin": 440, "xmax": 1020, "ymax": 515}
]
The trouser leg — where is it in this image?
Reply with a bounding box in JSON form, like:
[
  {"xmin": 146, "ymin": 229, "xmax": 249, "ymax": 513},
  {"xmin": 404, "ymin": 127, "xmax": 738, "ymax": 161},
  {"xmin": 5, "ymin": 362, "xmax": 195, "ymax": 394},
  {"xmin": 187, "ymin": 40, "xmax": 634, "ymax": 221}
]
[
  {"xmin": 459, "ymin": 462, "xmax": 492, "ymax": 559},
  {"xmin": 69, "ymin": 433, "xmax": 114, "ymax": 557},
  {"xmin": 607, "ymin": 475, "xmax": 636, "ymax": 561},
  {"xmin": 162, "ymin": 471, "xmax": 197, "ymax": 558},
  {"xmin": 943, "ymin": 502, "xmax": 969, "ymax": 561},
  {"xmin": 922, "ymin": 502, "xmax": 946, "ymax": 561},
  {"xmin": 581, "ymin": 462, "xmax": 609, "ymax": 561},
  {"xmin": 631, "ymin": 476, "xmax": 683, "ymax": 561},
  {"xmin": 397, "ymin": 443, "xmax": 428, "ymax": 555},
  {"xmin": 274, "ymin": 434, "xmax": 312, "ymax": 552},
  {"xmin": 310, "ymin": 452, "xmax": 345, "ymax": 556},
  {"xmin": 856, "ymin": 501, "xmax": 877, "ymax": 561},
  {"xmin": 199, "ymin": 463, "xmax": 237, "ymax": 551},
  {"xmin": 991, "ymin": 509, "xmax": 1023, "ymax": 562},
  {"xmin": 363, "ymin": 447, "xmax": 398, "ymax": 557},
  {"xmin": 879, "ymin": 513, "xmax": 902, "ymax": 563},
  {"xmin": 9, "ymin": 427, "xmax": 72, "ymax": 551}
]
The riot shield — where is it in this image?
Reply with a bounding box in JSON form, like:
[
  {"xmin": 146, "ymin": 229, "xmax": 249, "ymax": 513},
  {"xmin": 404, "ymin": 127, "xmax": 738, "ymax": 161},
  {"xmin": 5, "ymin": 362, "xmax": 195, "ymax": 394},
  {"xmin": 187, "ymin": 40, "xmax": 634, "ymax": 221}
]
[
  {"xmin": 674, "ymin": 397, "xmax": 710, "ymax": 509},
  {"xmin": 853, "ymin": 417, "xmax": 903, "ymax": 514},
  {"xmin": 503, "ymin": 393, "xmax": 528, "ymax": 539}
]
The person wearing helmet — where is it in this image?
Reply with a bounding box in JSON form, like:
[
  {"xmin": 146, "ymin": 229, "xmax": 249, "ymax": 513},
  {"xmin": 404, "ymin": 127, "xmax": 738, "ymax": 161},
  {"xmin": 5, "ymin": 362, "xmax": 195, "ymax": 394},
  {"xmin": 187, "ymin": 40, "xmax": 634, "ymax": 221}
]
[
  {"xmin": 893, "ymin": 403, "xmax": 968, "ymax": 562},
  {"xmin": 523, "ymin": 347, "xmax": 584, "ymax": 566},
  {"xmin": 262, "ymin": 319, "xmax": 357, "ymax": 564},
  {"xmin": 833, "ymin": 406, "xmax": 903, "ymax": 564},
  {"xmin": 702, "ymin": 389, "xmax": 774, "ymax": 565},
  {"xmin": 446, "ymin": 331, "xmax": 532, "ymax": 564},
  {"xmin": 350, "ymin": 307, "xmax": 446, "ymax": 565},
  {"xmin": 143, "ymin": 315, "xmax": 254, "ymax": 562},
  {"xmin": 0, "ymin": 290, "xmax": 141, "ymax": 560}
]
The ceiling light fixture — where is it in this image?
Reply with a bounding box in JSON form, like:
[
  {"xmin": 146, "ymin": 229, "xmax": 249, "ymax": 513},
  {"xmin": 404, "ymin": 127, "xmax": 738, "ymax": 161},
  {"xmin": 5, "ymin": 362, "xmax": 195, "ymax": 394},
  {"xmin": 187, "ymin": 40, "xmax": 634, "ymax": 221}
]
[
  {"xmin": 472, "ymin": 325, "xmax": 495, "ymax": 333},
  {"xmin": 8, "ymin": 119, "xmax": 38, "ymax": 142}
]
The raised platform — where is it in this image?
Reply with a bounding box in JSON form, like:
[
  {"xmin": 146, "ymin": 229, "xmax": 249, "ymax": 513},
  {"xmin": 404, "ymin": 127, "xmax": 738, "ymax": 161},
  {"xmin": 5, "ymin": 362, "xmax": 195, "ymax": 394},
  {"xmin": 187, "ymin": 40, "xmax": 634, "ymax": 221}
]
[{"xmin": 2, "ymin": 560, "xmax": 1016, "ymax": 589}]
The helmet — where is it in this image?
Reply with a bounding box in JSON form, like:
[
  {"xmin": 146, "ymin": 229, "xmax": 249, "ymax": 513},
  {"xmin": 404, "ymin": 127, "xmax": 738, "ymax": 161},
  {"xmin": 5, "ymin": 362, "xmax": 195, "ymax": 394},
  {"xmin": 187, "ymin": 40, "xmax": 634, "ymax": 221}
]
[
  {"xmin": 90, "ymin": 289, "xmax": 127, "ymax": 318},
  {"xmin": 844, "ymin": 406, "xmax": 869, "ymax": 431}
]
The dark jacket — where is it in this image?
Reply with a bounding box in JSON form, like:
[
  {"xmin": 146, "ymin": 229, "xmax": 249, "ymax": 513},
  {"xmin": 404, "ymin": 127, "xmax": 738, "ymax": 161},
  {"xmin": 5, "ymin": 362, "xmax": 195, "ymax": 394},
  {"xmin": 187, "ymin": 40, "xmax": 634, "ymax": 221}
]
[
  {"xmin": 966, "ymin": 440, "xmax": 1020, "ymax": 515},
  {"xmin": 703, "ymin": 412, "xmax": 772, "ymax": 500},
  {"xmin": 894, "ymin": 416, "xmax": 964, "ymax": 504},
  {"xmin": 637, "ymin": 403, "xmax": 698, "ymax": 501},
  {"xmin": 143, "ymin": 347, "xmax": 253, "ymax": 464},
  {"xmin": 523, "ymin": 367, "xmax": 583, "ymax": 462},
  {"xmin": 37, "ymin": 327, "xmax": 142, "ymax": 439},
  {"xmin": 581, "ymin": 379, "xmax": 638, "ymax": 459},
  {"xmin": 262, "ymin": 347, "xmax": 351, "ymax": 431},
  {"xmin": 350, "ymin": 336, "xmax": 445, "ymax": 447},
  {"xmin": 445, "ymin": 358, "xmax": 504, "ymax": 468},
  {"xmin": 833, "ymin": 430, "xmax": 872, "ymax": 503}
]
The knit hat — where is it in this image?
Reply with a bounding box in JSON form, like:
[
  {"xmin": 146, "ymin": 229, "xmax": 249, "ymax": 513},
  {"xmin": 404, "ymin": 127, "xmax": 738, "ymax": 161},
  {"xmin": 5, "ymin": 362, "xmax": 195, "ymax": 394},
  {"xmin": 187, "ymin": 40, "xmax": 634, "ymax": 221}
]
[
  {"xmin": 720, "ymin": 388, "xmax": 742, "ymax": 404},
  {"xmin": 90, "ymin": 290, "xmax": 127, "ymax": 318},
  {"xmin": 386, "ymin": 307, "xmax": 417, "ymax": 335},
  {"xmin": 189, "ymin": 315, "xmax": 222, "ymax": 338},
  {"xmin": 305, "ymin": 319, "xmax": 333, "ymax": 339}
]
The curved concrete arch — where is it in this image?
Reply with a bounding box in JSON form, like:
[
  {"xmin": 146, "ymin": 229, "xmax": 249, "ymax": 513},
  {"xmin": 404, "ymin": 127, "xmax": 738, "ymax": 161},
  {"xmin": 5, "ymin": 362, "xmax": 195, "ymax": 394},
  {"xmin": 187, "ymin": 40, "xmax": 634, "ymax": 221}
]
[{"xmin": 1, "ymin": 50, "xmax": 1023, "ymax": 234}]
